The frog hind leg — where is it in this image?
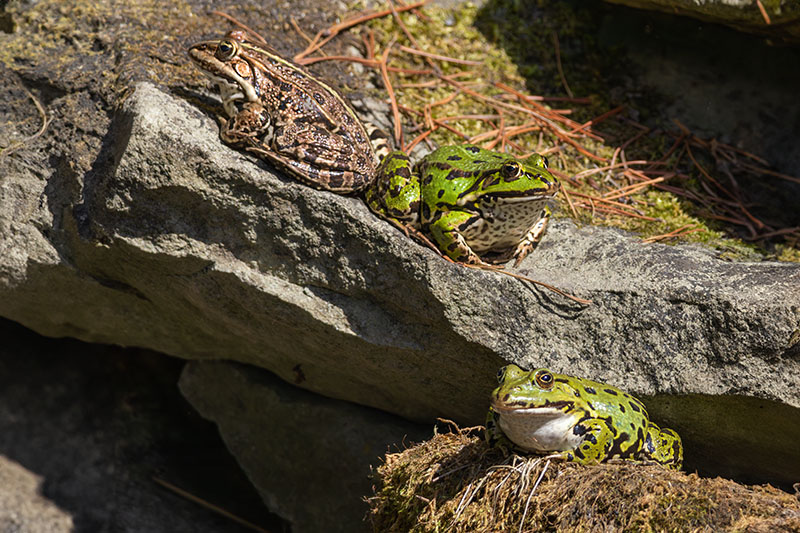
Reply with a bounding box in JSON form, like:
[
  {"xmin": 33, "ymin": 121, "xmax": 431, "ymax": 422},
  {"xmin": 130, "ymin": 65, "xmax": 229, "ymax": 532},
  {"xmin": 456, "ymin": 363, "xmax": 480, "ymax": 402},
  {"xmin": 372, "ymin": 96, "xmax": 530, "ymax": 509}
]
[
  {"xmin": 559, "ymin": 417, "xmax": 618, "ymax": 465},
  {"xmin": 365, "ymin": 150, "xmax": 421, "ymax": 229},
  {"xmin": 364, "ymin": 123, "xmax": 393, "ymax": 162},
  {"xmin": 639, "ymin": 423, "xmax": 683, "ymax": 470},
  {"xmin": 271, "ymin": 123, "xmax": 375, "ymax": 192},
  {"xmin": 511, "ymin": 206, "xmax": 551, "ymax": 267}
]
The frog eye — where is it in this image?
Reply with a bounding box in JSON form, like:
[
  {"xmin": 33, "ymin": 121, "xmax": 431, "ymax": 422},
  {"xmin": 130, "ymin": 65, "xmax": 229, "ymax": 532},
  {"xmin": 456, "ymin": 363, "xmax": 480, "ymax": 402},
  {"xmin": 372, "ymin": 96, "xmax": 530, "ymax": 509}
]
[
  {"xmin": 500, "ymin": 161, "xmax": 522, "ymax": 179},
  {"xmin": 496, "ymin": 367, "xmax": 507, "ymax": 383},
  {"xmin": 541, "ymin": 156, "xmax": 549, "ymax": 169},
  {"xmin": 534, "ymin": 370, "xmax": 554, "ymax": 389},
  {"xmin": 216, "ymin": 40, "xmax": 237, "ymax": 60}
]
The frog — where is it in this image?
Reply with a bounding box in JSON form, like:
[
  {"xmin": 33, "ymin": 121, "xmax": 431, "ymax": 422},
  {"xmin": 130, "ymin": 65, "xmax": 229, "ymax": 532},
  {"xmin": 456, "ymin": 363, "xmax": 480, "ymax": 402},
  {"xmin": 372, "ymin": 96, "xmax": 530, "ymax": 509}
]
[
  {"xmin": 486, "ymin": 364, "xmax": 683, "ymax": 469},
  {"xmin": 365, "ymin": 145, "xmax": 560, "ymax": 266},
  {"xmin": 188, "ymin": 30, "xmax": 387, "ymax": 193}
]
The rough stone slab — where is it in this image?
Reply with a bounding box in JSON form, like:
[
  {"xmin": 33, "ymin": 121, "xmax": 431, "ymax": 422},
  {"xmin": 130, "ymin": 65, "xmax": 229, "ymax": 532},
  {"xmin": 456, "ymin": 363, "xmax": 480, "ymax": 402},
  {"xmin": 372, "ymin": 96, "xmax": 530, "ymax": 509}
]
[
  {"xmin": 179, "ymin": 360, "xmax": 431, "ymax": 533},
  {"xmin": 1, "ymin": 82, "xmax": 799, "ymax": 483},
  {"xmin": 0, "ymin": 455, "xmax": 73, "ymax": 533},
  {"xmin": 0, "ymin": 318, "xmax": 280, "ymax": 532},
  {"xmin": 603, "ymin": 0, "xmax": 800, "ymax": 43}
]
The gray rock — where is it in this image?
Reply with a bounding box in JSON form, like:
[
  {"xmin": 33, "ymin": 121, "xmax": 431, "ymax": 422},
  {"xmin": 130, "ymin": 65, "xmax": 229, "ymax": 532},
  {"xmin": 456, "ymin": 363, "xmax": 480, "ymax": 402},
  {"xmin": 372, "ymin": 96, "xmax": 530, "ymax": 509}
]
[
  {"xmin": 602, "ymin": 0, "xmax": 800, "ymax": 43},
  {"xmin": 0, "ymin": 456, "xmax": 73, "ymax": 533},
  {"xmin": 0, "ymin": 317, "xmax": 281, "ymax": 532},
  {"xmin": 179, "ymin": 360, "xmax": 431, "ymax": 533},
  {"xmin": 1, "ymin": 82, "xmax": 799, "ymax": 489}
]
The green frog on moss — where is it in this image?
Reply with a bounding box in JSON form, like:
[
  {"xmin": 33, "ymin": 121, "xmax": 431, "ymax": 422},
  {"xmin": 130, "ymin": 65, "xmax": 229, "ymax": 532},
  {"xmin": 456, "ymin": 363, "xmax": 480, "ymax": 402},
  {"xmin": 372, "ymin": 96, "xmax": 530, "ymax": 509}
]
[
  {"xmin": 486, "ymin": 364, "xmax": 683, "ymax": 469},
  {"xmin": 365, "ymin": 145, "xmax": 560, "ymax": 266}
]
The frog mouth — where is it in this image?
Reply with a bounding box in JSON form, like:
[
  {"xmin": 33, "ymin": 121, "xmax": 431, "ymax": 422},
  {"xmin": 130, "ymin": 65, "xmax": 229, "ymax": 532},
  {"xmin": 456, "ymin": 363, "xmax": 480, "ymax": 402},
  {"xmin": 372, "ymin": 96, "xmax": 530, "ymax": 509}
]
[
  {"xmin": 483, "ymin": 186, "xmax": 559, "ymax": 201},
  {"xmin": 491, "ymin": 400, "xmax": 573, "ymax": 413}
]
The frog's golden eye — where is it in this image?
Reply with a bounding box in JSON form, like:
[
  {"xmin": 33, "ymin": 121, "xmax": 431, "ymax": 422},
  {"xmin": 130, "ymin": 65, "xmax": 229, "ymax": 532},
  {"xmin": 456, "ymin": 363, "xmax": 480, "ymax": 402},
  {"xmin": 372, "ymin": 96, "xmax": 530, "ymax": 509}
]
[
  {"xmin": 541, "ymin": 156, "xmax": 549, "ymax": 169},
  {"xmin": 216, "ymin": 40, "xmax": 237, "ymax": 60},
  {"xmin": 501, "ymin": 161, "xmax": 522, "ymax": 179},
  {"xmin": 496, "ymin": 367, "xmax": 507, "ymax": 383},
  {"xmin": 534, "ymin": 370, "xmax": 554, "ymax": 389}
]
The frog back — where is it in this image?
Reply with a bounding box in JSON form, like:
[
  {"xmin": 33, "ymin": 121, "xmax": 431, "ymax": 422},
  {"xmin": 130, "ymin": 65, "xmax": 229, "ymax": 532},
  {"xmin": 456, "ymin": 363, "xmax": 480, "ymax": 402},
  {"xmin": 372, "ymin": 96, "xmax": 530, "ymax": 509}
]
[{"xmin": 560, "ymin": 375, "xmax": 653, "ymax": 458}]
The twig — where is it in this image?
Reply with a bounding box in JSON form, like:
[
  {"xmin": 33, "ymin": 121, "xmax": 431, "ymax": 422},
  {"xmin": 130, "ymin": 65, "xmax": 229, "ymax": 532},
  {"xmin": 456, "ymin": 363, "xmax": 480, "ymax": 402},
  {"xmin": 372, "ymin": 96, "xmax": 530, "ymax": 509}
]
[
  {"xmin": 0, "ymin": 88, "xmax": 50, "ymax": 161},
  {"xmin": 289, "ymin": 17, "xmax": 316, "ymax": 45},
  {"xmin": 397, "ymin": 44, "xmax": 482, "ymax": 65},
  {"xmin": 755, "ymin": 0, "xmax": 771, "ymax": 24},
  {"xmin": 297, "ymin": 55, "xmax": 380, "ymax": 67},
  {"xmin": 152, "ymin": 477, "xmax": 272, "ymax": 533},
  {"xmin": 378, "ymin": 38, "xmax": 403, "ymax": 148},
  {"xmin": 740, "ymin": 162, "xmax": 800, "ymax": 185},
  {"xmin": 561, "ymin": 187, "xmax": 581, "ymax": 220},
  {"xmin": 405, "ymin": 127, "xmax": 436, "ymax": 152},
  {"xmin": 294, "ymin": 0, "xmax": 431, "ymax": 61},
  {"xmin": 569, "ymin": 105, "xmax": 625, "ymax": 135},
  {"xmin": 210, "ymin": 11, "xmax": 268, "ymax": 44},
  {"xmin": 387, "ymin": 0, "xmax": 439, "ymax": 72},
  {"xmin": 552, "ymin": 32, "xmax": 573, "ymax": 98},
  {"xmin": 444, "ymin": 79, "xmax": 607, "ymax": 161},
  {"xmin": 603, "ymin": 176, "xmax": 666, "ymax": 200},
  {"xmin": 518, "ymin": 459, "xmax": 550, "ymax": 533},
  {"xmin": 468, "ymin": 265, "xmax": 592, "ymax": 305},
  {"xmin": 642, "ymin": 224, "xmax": 705, "ymax": 243},
  {"xmin": 573, "ymin": 160, "xmax": 653, "ymax": 180}
]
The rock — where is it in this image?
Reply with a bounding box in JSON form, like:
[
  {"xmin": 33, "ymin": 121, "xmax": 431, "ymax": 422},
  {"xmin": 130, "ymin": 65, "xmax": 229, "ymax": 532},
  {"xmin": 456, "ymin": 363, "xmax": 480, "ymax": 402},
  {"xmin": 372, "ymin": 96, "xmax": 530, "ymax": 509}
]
[
  {"xmin": 179, "ymin": 360, "xmax": 431, "ymax": 533},
  {"xmin": 1, "ymin": 82, "xmax": 800, "ymax": 489},
  {"xmin": 602, "ymin": 0, "xmax": 800, "ymax": 43},
  {"xmin": 0, "ymin": 456, "xmax": 73, "ymax": 533},
  {"xmin": 0, "ymin": 318, "xmax": 281, "ymax": 532}
]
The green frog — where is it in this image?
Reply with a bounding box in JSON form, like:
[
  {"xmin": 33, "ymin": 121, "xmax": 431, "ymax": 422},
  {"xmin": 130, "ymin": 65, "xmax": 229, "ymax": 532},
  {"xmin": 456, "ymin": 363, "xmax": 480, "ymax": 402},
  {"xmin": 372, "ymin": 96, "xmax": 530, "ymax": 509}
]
[
  {"xmin": 486, "ymin": 364, "xmax": 683, "ymax": 469},
  {"xmin": 188, "ymin": 30, "xmax": 386, "ymax": 193},
  {"xmin": 365, "ymin": 145, "xmax": 559, "ymax": 266}
]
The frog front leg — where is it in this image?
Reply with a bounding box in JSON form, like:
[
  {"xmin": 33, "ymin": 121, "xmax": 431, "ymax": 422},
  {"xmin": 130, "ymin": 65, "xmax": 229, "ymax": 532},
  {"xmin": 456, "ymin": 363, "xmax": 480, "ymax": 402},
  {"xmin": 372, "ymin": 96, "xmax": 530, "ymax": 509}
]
[
  {"xmin": 220, "ymin": 102, "xmax": 273, "ymax": 146},
  {"xmin": 510, "ymin": 206, "xmax": 551, "ymax": 267},
  {"xmin": 485, "ymin": 407, "xmax": 520, "ymax": 454},
  {"xmin": 425, "ymin": 209, "xmax": 490, "ymax": 266}
]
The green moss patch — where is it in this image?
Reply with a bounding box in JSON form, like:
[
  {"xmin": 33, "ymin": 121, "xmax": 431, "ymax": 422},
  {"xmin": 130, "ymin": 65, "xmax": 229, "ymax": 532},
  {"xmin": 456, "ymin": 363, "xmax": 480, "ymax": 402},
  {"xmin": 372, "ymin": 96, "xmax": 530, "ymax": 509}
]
[{"xmin": 369, "ymin": 428, "xmax": 800, "ymax": 532}]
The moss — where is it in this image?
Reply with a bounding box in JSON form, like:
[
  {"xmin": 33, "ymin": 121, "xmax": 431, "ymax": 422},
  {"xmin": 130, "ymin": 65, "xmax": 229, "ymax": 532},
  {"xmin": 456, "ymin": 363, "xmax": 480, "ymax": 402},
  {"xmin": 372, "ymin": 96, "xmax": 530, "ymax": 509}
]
[
  {"xmin": 369, "ymin": 429, "xmax": 800, "ymax": 532},
  {"xmin": 0, "ymin": 0, "xmax": 216, "ymax": 105}
]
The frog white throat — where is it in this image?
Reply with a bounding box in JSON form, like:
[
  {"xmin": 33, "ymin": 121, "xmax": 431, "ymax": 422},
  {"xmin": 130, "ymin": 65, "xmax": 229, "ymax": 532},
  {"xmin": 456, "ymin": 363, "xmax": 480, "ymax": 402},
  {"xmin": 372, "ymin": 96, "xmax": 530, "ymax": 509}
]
[
  {"xmin": 466, "ymin": 197, "xmax": 551, "ymax": 252},
  {"xmin": 494, "ymin": 405, "xmax": 582, "ymax": 453}
]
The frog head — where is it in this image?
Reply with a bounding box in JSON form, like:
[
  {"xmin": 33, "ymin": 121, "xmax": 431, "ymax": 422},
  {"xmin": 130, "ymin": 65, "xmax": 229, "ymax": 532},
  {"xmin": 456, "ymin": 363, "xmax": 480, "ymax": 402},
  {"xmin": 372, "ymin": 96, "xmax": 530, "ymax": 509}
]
[
  {"xmin": 491, "ymin": 364, "xmax": 578, "ymax": 412},
  {"xmin": 453, "ymin": 150, "xmax": 559, "ymax": 208},
  {"xmin": 188, "ymin": 31, "xmax": 265, "ymax": 117},
  {"xmin": 489, "ymin": 364, "xmax": 583, "ymax": 452}
]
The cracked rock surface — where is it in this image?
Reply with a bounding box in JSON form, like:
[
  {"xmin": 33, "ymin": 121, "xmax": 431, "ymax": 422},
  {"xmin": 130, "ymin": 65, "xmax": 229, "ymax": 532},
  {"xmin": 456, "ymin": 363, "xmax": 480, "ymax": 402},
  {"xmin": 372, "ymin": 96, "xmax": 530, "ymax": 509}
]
[{"xmin": 2, "ymin": 83, "xmax": 799, "ymax": 493}]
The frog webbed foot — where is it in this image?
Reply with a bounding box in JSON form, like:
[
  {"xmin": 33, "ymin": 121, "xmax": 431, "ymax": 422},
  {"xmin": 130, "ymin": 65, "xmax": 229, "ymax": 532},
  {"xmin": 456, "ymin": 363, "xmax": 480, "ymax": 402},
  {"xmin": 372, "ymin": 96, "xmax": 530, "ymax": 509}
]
[
  {"xmin": 220, "ymin": 102, "xmax": 273, "ymax": 146},
  {"xmin": 427, "ymin": 213, "xmax": 490, "ymax": 266},
  {"xmin": 485, "ymin": 407, "xmax": 516, "ymax": 455}
]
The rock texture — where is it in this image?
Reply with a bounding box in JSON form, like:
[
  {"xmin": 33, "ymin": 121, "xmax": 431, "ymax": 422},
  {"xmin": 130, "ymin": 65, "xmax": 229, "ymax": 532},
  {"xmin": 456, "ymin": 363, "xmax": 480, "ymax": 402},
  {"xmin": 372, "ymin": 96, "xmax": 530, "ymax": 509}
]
[
  {"xmin": 180, "ymin": 360, "xmax": 431, "ymax": 533},
  {"xmin": 0, "ymin": 318, "xmax": 280, "ymax": 532},
  {"xmin": 1, "ymin": 82, "xmax": 799, "ymax": 489},
  {"xmin": 603, "ymin": 0, "xmax": 800, "ymax": 43},
  {"xmin": 0, "ymin": 456, "xmax": 73, "ymax": 533}
]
